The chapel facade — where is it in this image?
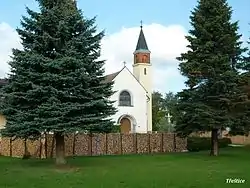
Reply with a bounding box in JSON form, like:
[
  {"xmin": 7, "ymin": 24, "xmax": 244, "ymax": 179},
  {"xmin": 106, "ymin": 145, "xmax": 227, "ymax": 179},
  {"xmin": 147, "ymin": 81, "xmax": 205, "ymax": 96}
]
[{"xmin": 105, "ymin": 25, "xmax": 152, "ymax": 133}]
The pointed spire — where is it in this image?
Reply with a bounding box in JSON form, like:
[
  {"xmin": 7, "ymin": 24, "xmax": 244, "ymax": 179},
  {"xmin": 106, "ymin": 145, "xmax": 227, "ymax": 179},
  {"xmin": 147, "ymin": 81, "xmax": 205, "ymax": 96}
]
[{"xmin": 134, "ymin": 21, "xmax": 150, "ymax": 53}]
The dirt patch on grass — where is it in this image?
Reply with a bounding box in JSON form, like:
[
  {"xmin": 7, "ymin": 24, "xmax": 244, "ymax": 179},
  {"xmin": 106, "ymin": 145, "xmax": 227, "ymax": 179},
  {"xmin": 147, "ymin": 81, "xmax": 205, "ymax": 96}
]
[{"xmin": 53, "ymin": 164, "xmax": 81, "ymax": 173}]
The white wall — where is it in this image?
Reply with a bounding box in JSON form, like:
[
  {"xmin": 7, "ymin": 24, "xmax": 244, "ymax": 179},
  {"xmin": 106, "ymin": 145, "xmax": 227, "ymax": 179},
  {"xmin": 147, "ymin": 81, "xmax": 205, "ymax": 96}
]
[
  {"xmin": 0, "ymin": 115, "xmax": 6, "ymax": 130},
  {"xmin": 132, "ymin": 63, "xmax": 152, "ymax": 95},
  {"xmin": 0, "ymin": 115, "xmax": 6, "ymax": 139},
  {"xmin": 110, "ymin": 67, "xmax": 148, "ymax": 133},
  {"xmin": 133, "ymin": 63, "xmax": 152, "ymax": 132}
]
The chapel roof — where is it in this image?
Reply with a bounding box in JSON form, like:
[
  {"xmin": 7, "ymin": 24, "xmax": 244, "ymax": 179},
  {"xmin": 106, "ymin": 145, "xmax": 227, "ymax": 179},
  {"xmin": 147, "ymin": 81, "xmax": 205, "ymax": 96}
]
[
  {"xmin": 0, "ymin": 78, "xmax": 8, "ymax": 86},
  {"xmin": 103, "ymin": 69, "xmax": 123, "ymax": 83},
  {"xmin": 103, "ymin": 66, "xmax": 148, "ymax": 93},
  {"xmin": 102, "ymin": 70, "xmax": 122, "ymax": 83}
]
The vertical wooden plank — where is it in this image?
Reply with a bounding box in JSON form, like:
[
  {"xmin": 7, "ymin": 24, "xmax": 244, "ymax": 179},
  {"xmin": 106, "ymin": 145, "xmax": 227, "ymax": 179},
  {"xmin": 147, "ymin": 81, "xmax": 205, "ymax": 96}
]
[
  {"xmin": 89, "ymin": 133, "xmax": 93, "ymax": 156},
  {"xmin": 161, "ymin": 133, "xmax": 163, "ymax": 153},
  {"xmin": 50, "ymin": 135, "xmax": 55, "ymax": 158},
  {"xmin": 72, "ymin": 133, "xmax": 76, "ymax": 156},
  {"xmin": 148, "ymin": 133, "xmax": 151, "ymax": 153},
  {"xmin": 173, "ymin": 133, "xmax": 176, "ymax": 152},
  {"xmin": 45, "ymin": 133, "xmax": 48, "ymax": 158},
  {"xmin": 39, "ymin": 137, "xmax": 42, "ymax": 159},
  {"xmin": 135, "ymin": 133, "xmax": 137, "ymax": 153},
  {"xmin": 10, "ymin": 138, "xmax": 12, "ymax": 157},
  {"xmin": 120, "ymin": 133, "xmax": 123, "ymax": 154},
  {"xmin": 105, "ymin": 133, "xmax": 108, "ymax": 154}
]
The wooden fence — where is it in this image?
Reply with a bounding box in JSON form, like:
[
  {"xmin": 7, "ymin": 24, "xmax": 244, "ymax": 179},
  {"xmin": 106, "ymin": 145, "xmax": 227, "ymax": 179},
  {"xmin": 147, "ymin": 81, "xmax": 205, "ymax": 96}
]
[
  {"xmin": 196, "ymin": 131, "xmax": 250, "ymax": 145},
  {"xmin": 0, "ymin": 133, "xmax": 187, "ymax": 158}
]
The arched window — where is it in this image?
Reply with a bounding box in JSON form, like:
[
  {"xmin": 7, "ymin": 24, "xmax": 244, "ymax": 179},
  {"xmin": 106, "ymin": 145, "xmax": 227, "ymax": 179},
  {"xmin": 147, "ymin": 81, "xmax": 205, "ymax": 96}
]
[
  {"xmin": 142, "ymin": 55, "xmax": 148, "ymax": 63},
  {"xmin": 144, "ymin": 68, "xmax": 147, "ymax": 75},
  {"xmin": 119, "ymin": 91, "xmax": 132, "ymax": 106}
]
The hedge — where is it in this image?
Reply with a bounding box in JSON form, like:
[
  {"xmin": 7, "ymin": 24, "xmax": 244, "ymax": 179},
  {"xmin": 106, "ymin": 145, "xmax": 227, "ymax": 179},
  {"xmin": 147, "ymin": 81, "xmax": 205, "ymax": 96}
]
[{"xmin": 187, "ymin": 137, "xmax": 232, "ymax": 152}]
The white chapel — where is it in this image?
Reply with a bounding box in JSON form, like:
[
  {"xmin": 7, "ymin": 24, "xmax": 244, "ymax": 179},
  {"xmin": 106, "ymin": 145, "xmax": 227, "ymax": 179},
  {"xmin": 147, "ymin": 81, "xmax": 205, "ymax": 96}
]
[{"xmin": 104, "ymin": 25, "xmax": 153, "ymax": 133}]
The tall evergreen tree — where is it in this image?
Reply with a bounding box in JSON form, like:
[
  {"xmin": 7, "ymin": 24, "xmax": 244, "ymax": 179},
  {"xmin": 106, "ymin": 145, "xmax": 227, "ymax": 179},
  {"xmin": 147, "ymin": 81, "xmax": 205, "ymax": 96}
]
[
  {"xmin": 230, "ymin": 32, "xmax": 250, "ymax": 135},
  {"xmin": 175, "ymin": 0, "xmax": 246, "ymax": 156},
  {"xmin": 0, "ymin": 0, "xmax": 116, "ymax": 164}
]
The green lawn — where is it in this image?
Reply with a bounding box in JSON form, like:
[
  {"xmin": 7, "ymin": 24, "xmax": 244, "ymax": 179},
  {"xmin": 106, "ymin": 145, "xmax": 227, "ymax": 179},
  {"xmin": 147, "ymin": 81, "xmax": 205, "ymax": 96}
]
[{"xmin": 0, "ymin": 147, "xmax": 249, "ymax": 188}]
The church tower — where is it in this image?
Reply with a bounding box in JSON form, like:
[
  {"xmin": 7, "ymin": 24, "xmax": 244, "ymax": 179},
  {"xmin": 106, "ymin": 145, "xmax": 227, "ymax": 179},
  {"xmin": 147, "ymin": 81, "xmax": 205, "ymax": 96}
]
[{"xmin": 133, "ymin": 23, "xmax": 152, "ymax": 132}]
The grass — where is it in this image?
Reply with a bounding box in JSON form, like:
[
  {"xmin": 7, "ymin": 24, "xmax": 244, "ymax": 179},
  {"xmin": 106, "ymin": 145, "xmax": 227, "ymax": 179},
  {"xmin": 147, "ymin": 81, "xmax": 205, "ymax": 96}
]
[{"xmin": 0, "ymin": 147, "xmax": 249, "ymax": 188}]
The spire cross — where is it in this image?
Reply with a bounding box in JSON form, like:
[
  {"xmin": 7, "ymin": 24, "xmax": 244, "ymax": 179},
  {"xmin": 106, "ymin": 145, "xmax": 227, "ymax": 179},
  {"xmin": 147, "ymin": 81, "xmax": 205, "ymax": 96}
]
[
  {"xmin": 140, "ymin": 20, "xmax": 143, "ymax": 28},
  {"xmin": 123, "ymin": 61, "xmax": 126, "ymax": 67}
]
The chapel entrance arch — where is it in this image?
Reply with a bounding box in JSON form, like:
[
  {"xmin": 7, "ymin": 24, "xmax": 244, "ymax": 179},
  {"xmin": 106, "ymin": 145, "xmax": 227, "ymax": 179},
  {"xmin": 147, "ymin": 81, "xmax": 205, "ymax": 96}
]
[
  {"xmin": 120, "ymin": 117, "xmax": 131, "ymax": 133},
  {"xmin": 117, "ymin": 115, "xmax": 137, "ymax": 133}
]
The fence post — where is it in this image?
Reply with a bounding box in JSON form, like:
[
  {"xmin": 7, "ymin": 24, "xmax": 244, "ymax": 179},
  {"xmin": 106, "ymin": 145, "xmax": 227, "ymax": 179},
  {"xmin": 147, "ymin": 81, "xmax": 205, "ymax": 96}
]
[
  {"xmin": 120, "ymin": 133, "xmax": 123, "ymax": 154},
  {"xmin": 44, "ymin": 133, "xmax": 48, "ymax": 158},
  {"xmin": 148, "ymin": 133, "xmax": 151, "ymax": 154},
  {"xmin": 173, "ymin": 133, "xmax": 176, "ymax": 152},
  {"xmin": 89, "ymin": 133, "xmax": 93, "ymax": 156},
  {"xmin": 39, "ymin": 137, "xmax": 42, "ymax": 159},
  {"xmin": 9, "ymin": 138, "xmax": 12, "ymax": 157},
  {"xmin": 105, "ymin": 133, "xmax": 108, "ymax": 155},
  {"xmin": 161, "ymin": 133, "xmax": 164, "ymax": 153},
  {"xmin": 135, "ymin": 133, "xmax": 137, "ymax": 154},
  {"xmin": 72, "ymin": 133, "xmax": 76, "ymax": 156},
  {"xmin": 50, "ymin": 134, "xmax": 55, "ymax": 158}
]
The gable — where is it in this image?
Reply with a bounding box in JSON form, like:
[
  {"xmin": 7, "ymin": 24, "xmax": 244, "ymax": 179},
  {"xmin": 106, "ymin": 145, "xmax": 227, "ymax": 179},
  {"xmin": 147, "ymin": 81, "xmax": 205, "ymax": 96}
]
[
  {"xmin": 102, "ymin": 70, "xmax": 122, "ymax": 83},
  {"xmin": 113, "ymin": 66, "xmax": 148, "ymax": 93}
]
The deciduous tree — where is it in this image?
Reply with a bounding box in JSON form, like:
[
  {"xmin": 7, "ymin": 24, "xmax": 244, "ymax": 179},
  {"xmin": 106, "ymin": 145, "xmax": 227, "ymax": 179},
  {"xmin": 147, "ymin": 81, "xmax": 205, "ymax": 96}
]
[
  {"xmin": 152, "ymin": 91, "xmax": 179, "ymax": 131},
  {"xmin": 152, "ymin": 91, "xmax": 165, "ymax": 131}
]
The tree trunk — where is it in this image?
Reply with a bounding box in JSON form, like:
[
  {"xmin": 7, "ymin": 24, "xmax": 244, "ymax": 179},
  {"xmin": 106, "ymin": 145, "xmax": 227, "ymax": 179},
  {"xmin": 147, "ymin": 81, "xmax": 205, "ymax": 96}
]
[
  {"xmin": 23, "ymin": 138, "xmax": 30, "ymax": 159},
  {"xmin": 210, "ymin": 129, "xmax": 219, "ymax": 156},
  {"xmin": 55, "ymin": 132, "xmax": 66, "ymax": 165}
]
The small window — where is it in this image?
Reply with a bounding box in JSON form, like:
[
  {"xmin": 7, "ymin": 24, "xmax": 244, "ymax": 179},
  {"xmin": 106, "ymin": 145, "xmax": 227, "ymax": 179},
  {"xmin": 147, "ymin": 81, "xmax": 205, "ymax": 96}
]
[
  {"xmin": 144, "ymin": 68, "xmax": 147, "ymax": 75},
  {"xmin": 142, "ymin": 55, "xmax": 147, "ymax": 63},
  {"xmin": 119, "ymin": 91, "xmax": 132, "ymax": 106}
]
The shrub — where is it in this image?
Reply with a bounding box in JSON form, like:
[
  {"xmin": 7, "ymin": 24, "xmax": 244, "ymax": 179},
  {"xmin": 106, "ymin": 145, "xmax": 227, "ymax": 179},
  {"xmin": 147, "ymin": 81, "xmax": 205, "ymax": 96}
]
[
  {"xmin": 187, "ymin": 137, "xmax": 232, "ymax": 152},
  {"xmin": 111, "ymin": 124, "xmax": 121, "ymax": 133}
]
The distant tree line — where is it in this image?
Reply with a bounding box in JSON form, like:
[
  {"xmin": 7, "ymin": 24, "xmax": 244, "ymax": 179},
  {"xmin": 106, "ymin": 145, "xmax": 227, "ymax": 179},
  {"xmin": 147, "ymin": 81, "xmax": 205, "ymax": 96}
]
[{"xmin": 152, "ymin": 91, "xmax": 178, "ymax": 132}]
